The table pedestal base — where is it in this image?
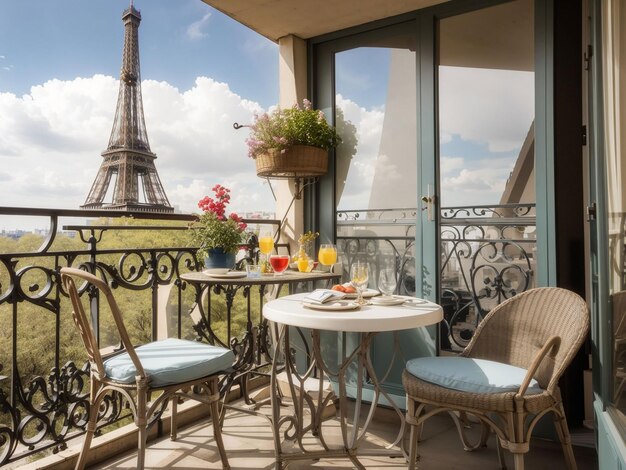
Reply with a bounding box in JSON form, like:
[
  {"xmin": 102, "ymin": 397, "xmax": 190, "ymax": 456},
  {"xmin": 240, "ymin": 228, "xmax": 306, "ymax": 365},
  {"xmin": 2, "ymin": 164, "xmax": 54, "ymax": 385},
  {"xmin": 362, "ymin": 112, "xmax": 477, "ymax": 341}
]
[{"xmin": 269, "ymin": 324, "xmax": 408, "ymax": 468}]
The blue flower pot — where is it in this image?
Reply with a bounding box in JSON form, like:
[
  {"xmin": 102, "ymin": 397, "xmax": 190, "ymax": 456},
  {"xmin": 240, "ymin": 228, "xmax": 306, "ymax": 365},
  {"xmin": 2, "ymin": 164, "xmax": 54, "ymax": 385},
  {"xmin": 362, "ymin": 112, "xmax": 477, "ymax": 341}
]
[{"xmin": 204, "ymin": 248, "xmax": 236, "ymax": 270}]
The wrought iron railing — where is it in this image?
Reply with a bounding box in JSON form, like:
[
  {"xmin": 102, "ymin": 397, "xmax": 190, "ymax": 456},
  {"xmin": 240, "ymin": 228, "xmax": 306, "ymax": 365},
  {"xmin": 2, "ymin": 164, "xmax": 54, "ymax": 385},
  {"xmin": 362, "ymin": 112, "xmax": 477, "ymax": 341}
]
[
  {"xmin": 336, "ymin": 203, "xmax": 536, "ymax": 350},
  {"xmin": 0, "ymin": 203, "xmax": 537, "ymax": 465},
  {"xmin": 0, "ymin": 207, "xmax": 279, "ymax": 466},
  {"xmin": 337, "ymin": 208, "xmax": 417, "ymax": 296}
]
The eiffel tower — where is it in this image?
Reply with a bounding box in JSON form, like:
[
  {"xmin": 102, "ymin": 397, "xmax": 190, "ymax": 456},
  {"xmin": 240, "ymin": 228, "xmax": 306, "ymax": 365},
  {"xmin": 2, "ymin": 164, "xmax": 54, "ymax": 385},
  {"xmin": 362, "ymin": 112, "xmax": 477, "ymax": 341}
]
[{"xmin": 82, "ymin": 1, "xmax": 173, "ymax": 213}]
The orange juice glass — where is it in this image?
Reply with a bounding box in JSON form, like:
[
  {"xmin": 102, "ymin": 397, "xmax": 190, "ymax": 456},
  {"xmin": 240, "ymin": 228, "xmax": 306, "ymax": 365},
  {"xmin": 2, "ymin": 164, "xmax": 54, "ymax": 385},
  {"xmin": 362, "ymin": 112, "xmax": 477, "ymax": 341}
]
[
  {"xmin": 259, "ymin": 236, "xmax": 274, "ymax": 255},
  {"xmin": 318, "ymin": 244, "xmax": 337, "ymax": 267},
  {"xmin": 297, "ymin": 257, "xmax": 312, "ymax": 272}
]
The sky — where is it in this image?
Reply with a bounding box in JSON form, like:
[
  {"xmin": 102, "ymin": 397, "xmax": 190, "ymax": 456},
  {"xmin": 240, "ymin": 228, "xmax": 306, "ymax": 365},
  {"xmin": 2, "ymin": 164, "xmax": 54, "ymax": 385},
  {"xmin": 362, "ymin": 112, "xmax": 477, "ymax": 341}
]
[{"xmin": 0, "ymin": 0, "xmax": 279, "ymax": 230}]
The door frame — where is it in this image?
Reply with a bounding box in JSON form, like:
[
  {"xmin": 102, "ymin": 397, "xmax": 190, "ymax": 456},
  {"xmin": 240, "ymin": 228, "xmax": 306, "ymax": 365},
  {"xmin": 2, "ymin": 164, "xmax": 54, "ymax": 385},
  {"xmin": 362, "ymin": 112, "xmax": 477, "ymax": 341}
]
[{"xmin": 310, "ymin": 0, "xmax": 555, "ymax": 298}]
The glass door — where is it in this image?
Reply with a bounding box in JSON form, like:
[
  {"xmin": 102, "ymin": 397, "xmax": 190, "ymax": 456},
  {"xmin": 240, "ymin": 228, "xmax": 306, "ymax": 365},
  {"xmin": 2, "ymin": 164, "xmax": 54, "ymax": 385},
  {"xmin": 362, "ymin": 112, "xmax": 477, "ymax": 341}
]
[
  {"xmin": 434, "ymin": 0, "xmax": 536, "ymax": 351},
  {"xmin": 312, "ymin": 0, "xmax": 543, "ymax": 403}
]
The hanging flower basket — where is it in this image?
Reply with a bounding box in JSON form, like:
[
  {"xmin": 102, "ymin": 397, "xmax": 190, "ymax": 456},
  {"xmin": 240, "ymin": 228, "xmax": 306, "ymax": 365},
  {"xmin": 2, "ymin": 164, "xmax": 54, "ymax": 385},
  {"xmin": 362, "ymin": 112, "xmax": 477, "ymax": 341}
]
[{"xmin": 256, "ymin": 145, "xmax": 328, "ymax": 179}]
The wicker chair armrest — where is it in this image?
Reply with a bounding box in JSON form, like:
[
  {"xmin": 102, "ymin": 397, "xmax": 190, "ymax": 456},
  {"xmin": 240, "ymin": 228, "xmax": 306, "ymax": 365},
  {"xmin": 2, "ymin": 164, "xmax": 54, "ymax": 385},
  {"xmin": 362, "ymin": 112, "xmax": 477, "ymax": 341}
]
[{"xmin": 516, "ymin": 335, "xmax": 561, "ymax": 397}]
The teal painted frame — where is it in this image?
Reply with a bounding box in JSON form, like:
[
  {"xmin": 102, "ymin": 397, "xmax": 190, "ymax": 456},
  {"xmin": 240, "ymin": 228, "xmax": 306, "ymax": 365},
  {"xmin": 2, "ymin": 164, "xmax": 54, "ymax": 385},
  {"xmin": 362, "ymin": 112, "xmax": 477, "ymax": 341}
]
[
  {"xmin": 417, "ymin": 11, "xmax": 435, "ymax": 301},
  {"xmin": 535, "ymin": 0, "xmax": 557, "ymax": 286},
  {"xmin": 588, "ymin": 0, "xmax": 611, "ymax": 409},
  {"xmin": 311, "ymin": 21, "xmax": 418, "ymax": 248}
]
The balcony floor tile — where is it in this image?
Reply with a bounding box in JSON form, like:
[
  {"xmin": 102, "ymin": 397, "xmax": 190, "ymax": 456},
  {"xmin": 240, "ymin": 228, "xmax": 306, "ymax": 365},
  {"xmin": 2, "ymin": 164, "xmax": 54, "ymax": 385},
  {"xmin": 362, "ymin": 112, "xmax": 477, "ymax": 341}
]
[{"xmin": 92, "ymin": 404, "xmax": 597, "ymax": 469}]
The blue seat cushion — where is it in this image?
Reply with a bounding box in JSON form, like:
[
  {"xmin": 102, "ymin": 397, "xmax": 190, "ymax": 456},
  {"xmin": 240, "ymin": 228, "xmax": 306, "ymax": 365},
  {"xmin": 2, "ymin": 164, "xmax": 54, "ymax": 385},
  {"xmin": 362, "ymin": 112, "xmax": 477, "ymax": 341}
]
[
  {"xmin": 104, "ymin": 338, "xmax": 234, "ymax": 387},
  {"xmin": 406, "ymin": 356, "xmax": 543, "ymax": 395}
]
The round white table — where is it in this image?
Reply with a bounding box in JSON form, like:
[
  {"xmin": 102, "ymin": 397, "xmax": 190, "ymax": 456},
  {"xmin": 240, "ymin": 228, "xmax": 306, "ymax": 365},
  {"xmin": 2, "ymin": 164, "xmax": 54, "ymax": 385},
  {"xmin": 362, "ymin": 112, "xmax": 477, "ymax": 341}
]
[
  {"xmin": 263, "ymin": 293, "xmax": 443, "ymax": 469},
  {"xmin": 263, "ymin": 293, "xmax": 443, "ymax": 332}
]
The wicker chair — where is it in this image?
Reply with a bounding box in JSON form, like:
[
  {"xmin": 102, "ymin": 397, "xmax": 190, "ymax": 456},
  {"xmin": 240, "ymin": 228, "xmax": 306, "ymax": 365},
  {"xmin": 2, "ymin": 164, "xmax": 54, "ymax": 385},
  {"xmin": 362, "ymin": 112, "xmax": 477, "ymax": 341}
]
[
  {"xmin": 403, "ymin": 287, "xmax": 589, "ymax": 470},
  {"xmin": 61, "ymin": 267, "xmax": 234, "ymax": 470}
]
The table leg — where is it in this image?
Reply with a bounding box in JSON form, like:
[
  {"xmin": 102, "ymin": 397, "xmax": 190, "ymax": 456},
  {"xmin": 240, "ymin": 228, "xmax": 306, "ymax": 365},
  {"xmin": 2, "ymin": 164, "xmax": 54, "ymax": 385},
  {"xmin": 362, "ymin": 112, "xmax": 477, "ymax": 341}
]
[
  {"xmin": 270, "ymin": 322, "xmax": 286, "ymax": 469},
  {"xmin": 311, "ymin": 330, "xmax": 408, "ymax": 458},
  {"xmin": 270, "ymin": 326, "xmax": 407, "ymax": 466}
]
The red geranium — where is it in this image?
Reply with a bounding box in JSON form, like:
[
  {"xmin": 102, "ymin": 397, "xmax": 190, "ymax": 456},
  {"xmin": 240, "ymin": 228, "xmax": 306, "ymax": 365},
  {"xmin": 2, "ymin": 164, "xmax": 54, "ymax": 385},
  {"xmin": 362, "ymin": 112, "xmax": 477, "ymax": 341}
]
[{"xmin": 192, "ymin": 185, "xmax": 248, "ymax": 256}]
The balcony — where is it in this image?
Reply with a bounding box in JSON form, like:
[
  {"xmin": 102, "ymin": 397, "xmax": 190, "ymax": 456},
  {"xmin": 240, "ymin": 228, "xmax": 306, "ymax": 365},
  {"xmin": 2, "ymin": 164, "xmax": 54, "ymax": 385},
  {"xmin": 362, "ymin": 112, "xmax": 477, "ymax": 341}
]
[{"xmin": 0, "ymin": 206, "xmax": 595, "ymax": 469}]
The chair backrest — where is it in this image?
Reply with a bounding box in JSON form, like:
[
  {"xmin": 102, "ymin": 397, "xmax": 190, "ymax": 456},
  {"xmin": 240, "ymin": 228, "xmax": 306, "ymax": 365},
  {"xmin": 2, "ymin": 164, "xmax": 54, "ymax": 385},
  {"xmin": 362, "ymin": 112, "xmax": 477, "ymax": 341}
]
[
  {"xmin": 463, "ymin": 287, "xmax": 589, "ymax": 392},
  {"xmin": 60, "ymin": 267, "xmax": 146, "ymax": 381}
]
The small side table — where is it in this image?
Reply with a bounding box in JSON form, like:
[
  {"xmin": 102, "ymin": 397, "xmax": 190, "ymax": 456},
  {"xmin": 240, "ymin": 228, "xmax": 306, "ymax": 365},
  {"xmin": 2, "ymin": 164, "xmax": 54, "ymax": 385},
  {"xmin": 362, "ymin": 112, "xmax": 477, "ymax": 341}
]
[{"xmin": 180, "ymin": 270, "xmax": 341, "ymax": 402}]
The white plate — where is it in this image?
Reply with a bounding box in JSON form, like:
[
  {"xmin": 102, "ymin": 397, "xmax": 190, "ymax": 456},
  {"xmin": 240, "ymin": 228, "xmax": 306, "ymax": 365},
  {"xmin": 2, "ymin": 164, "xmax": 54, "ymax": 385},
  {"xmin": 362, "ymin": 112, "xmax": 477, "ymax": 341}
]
[
  {"xmin": 369, "ymin": 295, "xmax": 406, "ymax": 306},
  {"xmin": 302, "ymin": 300, "xmax": 360, "ymax": 311},
  {"xmin": 403, "ymin": 298, "xmax": 428, "ymax": 307},
  {"xmin": 205, "ymin": 271, "xmax": 248, "ymax": 279},
  {"xmin": 343, "ymin": 288, "xmax": 380, "ymax": 299},
  {"xmin": 204, "ymin": 268, "xmax": 230, "ymax": 275}
]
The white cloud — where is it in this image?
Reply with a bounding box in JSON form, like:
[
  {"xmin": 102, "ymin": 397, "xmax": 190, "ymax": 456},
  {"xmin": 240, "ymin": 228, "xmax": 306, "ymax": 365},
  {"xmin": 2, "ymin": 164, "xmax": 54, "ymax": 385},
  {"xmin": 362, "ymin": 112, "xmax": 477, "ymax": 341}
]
[
  {"xmin": 335, "ymin": 94, "xmax": 385, "ymax": 209},
  {"xmin": 0, "ymin": 74, "xmax": 275, "ymax": 223},
  {"xmin": 439, "ymin": 66, "xmax": 534, "ymax": 153},
  {"xmin": 440, "ymin": 156, "xmax": 464, "ymax": 175},
  {"xmin": 186, "ymin": 12, "xmax": 211, "ymax": 41},
  {"xmin": 439, "ymin": 156, "xmax": 516, "ymax": 207}
]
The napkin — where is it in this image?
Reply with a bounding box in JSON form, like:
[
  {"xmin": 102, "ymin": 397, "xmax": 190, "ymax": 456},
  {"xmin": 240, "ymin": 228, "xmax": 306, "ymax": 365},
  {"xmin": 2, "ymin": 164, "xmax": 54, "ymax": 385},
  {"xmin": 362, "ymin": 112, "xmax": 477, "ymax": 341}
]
[{"xmin": 304, "ymin": 289, "xmax": 346, "ymax": 304}]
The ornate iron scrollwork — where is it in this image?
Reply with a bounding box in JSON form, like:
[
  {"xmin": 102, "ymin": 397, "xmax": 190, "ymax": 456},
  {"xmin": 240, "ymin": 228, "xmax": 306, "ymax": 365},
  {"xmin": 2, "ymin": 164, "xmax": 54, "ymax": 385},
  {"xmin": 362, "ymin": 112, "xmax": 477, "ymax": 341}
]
[{"xmin": 337, "ymin": 203, "xmax": 536, "ymax": 350}]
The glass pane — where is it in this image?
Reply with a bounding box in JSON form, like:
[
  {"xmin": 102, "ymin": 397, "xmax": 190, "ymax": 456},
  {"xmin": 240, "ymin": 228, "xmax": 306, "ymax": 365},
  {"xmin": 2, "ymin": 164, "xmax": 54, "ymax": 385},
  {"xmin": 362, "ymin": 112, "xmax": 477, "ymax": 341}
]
[
  {"xmin": 334, "ymin": 28, "xmax": 418, "ymax": 299},
  {"xmin": 437, "ymin": 0, "xmax": 536, "ymax": 350},
  {"xmin": 603, "ymin": 0, "xmax": 626, "ymax": 429}
]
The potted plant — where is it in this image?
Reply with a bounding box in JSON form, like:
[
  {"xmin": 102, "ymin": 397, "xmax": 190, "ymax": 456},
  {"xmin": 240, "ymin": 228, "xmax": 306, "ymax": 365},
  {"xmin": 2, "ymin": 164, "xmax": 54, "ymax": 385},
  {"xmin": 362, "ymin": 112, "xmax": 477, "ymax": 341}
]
[
  {"xmin": 246, "ymin": 99, "xmax": 339, "ymax": 178},
  {"xmin": 190, "ymin": 184, "xmax": 248, "ymax": 269}
]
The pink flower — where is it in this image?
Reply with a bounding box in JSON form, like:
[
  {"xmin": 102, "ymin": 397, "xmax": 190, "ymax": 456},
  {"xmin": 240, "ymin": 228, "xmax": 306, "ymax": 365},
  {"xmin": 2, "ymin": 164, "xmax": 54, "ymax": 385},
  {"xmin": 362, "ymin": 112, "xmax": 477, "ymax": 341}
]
[
  {"xmin": 198, "ymin": 185, "xmax": 236, "ymax": 219},
  {"xmin": 246, "ymin": 98, "xmax": 338, "ymax": 159}
]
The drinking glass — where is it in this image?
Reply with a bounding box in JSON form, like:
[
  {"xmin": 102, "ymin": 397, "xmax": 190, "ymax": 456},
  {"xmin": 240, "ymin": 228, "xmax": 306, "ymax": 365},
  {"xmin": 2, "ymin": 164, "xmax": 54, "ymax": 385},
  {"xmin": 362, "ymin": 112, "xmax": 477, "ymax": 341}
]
[
  {"xmin": 318, "ymin": 244, "xmax": 337, "ymax": 269},
  {"xmin": 269, "ymin": 255, "xmax": 290, "ymax": 275},
  {"xmin": 350, "ymin": 262, "xmax": 369, "ymax": 305},
  {"xmin": 378, "ymin": 268, "xmax": 397, "ymax": 297},
  {"xmin": 297, "ymin": 257, "xmax": 314, "ymax": 273},
  {"xmin": 258, "ymin": 230, "xmax": 275, "ymax": 257}
]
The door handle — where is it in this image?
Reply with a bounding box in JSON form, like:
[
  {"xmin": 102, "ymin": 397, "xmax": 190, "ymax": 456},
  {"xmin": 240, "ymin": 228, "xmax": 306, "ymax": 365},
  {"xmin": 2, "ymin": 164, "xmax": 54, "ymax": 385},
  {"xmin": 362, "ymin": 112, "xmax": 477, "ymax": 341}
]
[{"xmin": 421, "ymin": 185, "xmax": 436, "ymax": 222}]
